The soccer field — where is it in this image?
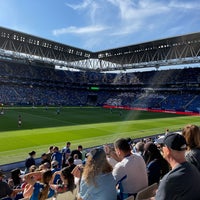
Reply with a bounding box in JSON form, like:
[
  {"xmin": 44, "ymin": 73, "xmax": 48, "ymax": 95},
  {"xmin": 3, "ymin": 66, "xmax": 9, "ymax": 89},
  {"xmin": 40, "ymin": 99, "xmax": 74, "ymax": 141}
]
[{"xmin": 0, "ymin": 106, "xmax": 200, "ymax": 165}]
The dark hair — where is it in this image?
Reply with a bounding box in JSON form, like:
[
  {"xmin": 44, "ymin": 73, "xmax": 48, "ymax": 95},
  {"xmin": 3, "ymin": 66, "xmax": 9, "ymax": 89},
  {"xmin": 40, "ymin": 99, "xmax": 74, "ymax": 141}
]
[
  {"xmin": 68, "ymin": 157, "xmax": 74, "ymax": 164},
  {"xmin": 11, "ymin": 168, "xmax": 21, "ymax": 186},
  {"xmin": 114, "ymin": 138, "xmax": 131, "ymax": 152},
  {"xmin": 143, "ymin": 142, "xmax": 169, "ymax": 179},
  {"xmin": 53, "ymin": 146, "xmax": 59, "ymax": 151},
  {"xmin": 29, "ymin": 151, "xmax": 36, "ymax": 156},
  {"xmin": 61, "ymin": 167, "xmax": 75, "ymax": 192}
]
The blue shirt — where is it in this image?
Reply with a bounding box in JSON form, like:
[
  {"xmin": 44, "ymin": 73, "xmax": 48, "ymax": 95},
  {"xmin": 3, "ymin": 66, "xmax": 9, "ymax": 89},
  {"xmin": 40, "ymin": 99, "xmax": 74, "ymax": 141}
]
[
  {"xmin": 51, "ymin": 152, "xmax": 62, "ymax": 168},
  {"xmin": 79, "ymin": 173, "xmax": 117, "ymax": 200},
  {"xmin": 30, "ymin": 182, "xmax": 54, "ymax": 200}
]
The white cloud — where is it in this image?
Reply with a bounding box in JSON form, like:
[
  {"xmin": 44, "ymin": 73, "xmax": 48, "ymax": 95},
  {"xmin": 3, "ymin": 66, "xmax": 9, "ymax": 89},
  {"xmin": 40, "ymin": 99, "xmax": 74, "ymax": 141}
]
[
  {"xmin": 65, "ymin": 0, "xmax": 92, "ymax": 10},
  {"xmin": 55, "ymin": 0, "xmax": 200, "ymax": 50},
  {"xmin": 169, "ymin": 1, "xmax": 200, "ymax": 9},
  {"xmin": 52, "ymin": 25, "xmax": 108, "ymax": 36}
]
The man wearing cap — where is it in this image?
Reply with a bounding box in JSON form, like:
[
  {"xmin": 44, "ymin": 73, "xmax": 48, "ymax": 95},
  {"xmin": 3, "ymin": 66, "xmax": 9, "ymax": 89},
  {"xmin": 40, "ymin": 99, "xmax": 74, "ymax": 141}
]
[{"xmin": 155, "ymin": 133, "xmax": 200, "ymax": 200}]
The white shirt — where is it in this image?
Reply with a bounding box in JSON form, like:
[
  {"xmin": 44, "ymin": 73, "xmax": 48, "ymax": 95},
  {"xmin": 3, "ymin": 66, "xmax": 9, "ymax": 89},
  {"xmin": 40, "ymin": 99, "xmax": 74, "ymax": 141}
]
[
  {"xmin": 74, "ymin": 159, "xmax": 83, "ymax": 165},
  {"xmin": 112, "ymin": 153, "xmax": 148, "ymax": 194}
]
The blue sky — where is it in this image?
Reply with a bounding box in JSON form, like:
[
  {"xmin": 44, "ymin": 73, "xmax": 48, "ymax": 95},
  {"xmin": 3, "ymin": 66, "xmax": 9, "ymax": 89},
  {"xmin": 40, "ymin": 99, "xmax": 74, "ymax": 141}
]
[{"xmin": 0, "ymin": 0, "xmax": 200, "ymax": 52}]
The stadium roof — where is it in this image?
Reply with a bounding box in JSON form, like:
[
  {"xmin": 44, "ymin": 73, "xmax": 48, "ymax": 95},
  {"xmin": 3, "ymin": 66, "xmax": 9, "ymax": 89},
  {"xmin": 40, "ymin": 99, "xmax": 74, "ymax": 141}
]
[{"xmin": 0, "ymin": 26, "xmax": 200, "ymax": 72}]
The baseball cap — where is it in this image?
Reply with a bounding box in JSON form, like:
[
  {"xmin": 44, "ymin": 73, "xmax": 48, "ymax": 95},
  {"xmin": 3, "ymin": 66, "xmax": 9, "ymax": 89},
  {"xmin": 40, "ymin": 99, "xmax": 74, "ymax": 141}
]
[{"xmin": 157, "ymin": 132, "xmax": 187, "ymax": 151}]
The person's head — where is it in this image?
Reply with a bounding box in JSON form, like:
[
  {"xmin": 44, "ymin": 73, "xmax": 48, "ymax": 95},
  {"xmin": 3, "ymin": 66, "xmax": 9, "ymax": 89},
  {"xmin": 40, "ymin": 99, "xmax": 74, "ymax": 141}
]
[
  {"xmin": 61, "ymin": 167, "xmax": 75, "ymax": 192},
  {"xmin": 143, "ymin": 142, "xmax": 162, "ymax": 164},
  {"xmin": 51, "ymin": 160, "xmax": 59, "ymax": 169},
  {"xmin": 158, "ymin": 133, "xmax": 187, "ymax": 167},
  {"xmin": 41, "ymin": 153, "xmax": 47, "ymax": 160},
  {"xmin": 114, "ymin": 138, "xmax": 131, "ymax": 159},
  {"xmin": 11, "ymin": 168, "xmax": 21, "ymax": 186},
  {"xmin": 48, "ymin": 146, "xmax": 54, "ymax": 153},
  {"xmin": 29, "ymin": 151, "xmax": 36, "ymax": 157},
  {"xmin": 66, "ymin": 142, "xmax": 71, "ymax": 147},
  {"xmin": 67, "ymin": 157, "xmax": 74, "ymax": 165},
  {"xmin": 82, "ymin": 148, "xmax": 113, "ymax": 186},
  {"xmin": 135, "ymin": 141, "xmax": 144, "ymax": 153},
  {"xmin": 73, "ymin": 154, "xmax": 79, "ymax": 160},
  {"xmin": 38, "ymin": 170, "xmax": 53, "ymax": 200},
  {"xmin": 43, "ymin": 162, "xmax": 50, "ymax": 170},
  {"xmin": 29, "ymin": 165, "xmax": 37, "ymax": 172},
  {"xmin": 78, "ymin": 145, "xmax": 83, "ymax": 151},
  {"xmin": 53, "ymin": 146, "xmax": 59, "ymax": 152},
  {"xmin": 182, "ymin": 124, "xmax": 200, "ymax": 150}
]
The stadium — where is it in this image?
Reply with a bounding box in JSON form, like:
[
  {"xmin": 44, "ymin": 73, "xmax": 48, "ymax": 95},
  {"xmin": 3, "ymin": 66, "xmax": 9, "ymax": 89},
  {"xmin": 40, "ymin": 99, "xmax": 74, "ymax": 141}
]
[
  {"xmin": 1, "ymin": 25, "xmax": 200, "ymax": 199},
  {"xmin": 0, "ymin": 26, "xmax": 200, "ymax": 164}
]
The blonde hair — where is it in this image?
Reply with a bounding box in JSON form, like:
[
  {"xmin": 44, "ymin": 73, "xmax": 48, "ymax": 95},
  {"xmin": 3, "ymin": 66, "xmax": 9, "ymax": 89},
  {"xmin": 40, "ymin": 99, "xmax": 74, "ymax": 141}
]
[
  {"xmin": 182, "ymin": 124, "xmax": 200, "ymax": 150},
  {"xmin": 82, "ymin": 149, "xmax": 113, "ymax": 186}
]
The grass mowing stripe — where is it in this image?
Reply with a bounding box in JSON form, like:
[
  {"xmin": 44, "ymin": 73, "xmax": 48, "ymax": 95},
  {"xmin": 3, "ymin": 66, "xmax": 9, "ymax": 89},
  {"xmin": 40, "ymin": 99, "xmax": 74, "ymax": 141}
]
[{"xmin": 0, "ymin": 107, "xmax": 200, "ymax": 165}]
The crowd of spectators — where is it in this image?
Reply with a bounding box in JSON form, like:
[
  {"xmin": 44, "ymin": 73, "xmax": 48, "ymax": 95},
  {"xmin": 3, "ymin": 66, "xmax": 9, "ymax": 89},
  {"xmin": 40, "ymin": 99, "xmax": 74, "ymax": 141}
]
[
  {"xmin": 1, "ymin": 61, "xmax": 200, "ymax": 112},
  {"xmin": 1, "ymin": 124, "xmax": 200, "ymax": 199}
]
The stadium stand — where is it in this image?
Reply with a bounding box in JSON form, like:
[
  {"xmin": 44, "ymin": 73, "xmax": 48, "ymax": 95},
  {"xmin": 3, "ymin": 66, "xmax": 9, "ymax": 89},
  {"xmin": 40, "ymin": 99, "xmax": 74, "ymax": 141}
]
[{"xmin": 1, "ymin": 59, "xmax": 200, "ymax": 114}]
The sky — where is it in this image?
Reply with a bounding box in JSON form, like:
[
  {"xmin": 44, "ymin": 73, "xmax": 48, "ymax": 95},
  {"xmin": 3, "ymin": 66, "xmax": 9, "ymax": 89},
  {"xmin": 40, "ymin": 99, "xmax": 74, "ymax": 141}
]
[{"xmin": 0, "ymin": 0, "xmax": 200, "ymax": 52}]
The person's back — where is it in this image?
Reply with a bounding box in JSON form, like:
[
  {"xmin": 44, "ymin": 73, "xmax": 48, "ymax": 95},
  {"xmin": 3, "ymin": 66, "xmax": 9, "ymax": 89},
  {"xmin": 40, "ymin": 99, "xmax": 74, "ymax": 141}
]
[
  {"xmin": 113, "ymin": 153, "xmax": 148, "ymax": 194},
  {"xmin": 80, "ymin": 172, "xmax": 116, "ymax": 200},
  {"xmin": 182, "ymin": 124, "xmax": 200, "ymax": 171},
  {"xmin": 185, "ymin": 148, "xmax": 200, "ymax": 171},
  {"xmin": 156, "ymin": 161, "xmax": 200, "ymax": 200},
  {"xmin": 52, "ymin": 147, "xmax": 62, "ymax": 168},
  {"xmin": 0, "ymin": 179, "xmax": 13, "ymax": 198}
]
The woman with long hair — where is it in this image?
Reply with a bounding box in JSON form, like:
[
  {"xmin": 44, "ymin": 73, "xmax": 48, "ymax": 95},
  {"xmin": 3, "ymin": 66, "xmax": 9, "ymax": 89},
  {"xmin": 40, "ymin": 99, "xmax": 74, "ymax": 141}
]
[
  {"xmin": 78, "ymin": 148, "xmax": 117, "ymax": 200},
  {"xmin": 24, "ymin": 170, "xmax": 54, "ymax": 200},
  {"xmin": 182, "ymin": 124, "xmax": 200, "ymax": 172},
  {"xmin": 50, "ymin": 167, "xmax": 77, "ymax": 200}
]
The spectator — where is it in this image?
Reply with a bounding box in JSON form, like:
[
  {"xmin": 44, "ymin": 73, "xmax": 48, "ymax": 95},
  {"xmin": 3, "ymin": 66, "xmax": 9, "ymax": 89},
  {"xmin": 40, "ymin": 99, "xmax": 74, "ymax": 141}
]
[
  {"xmin": 51, "ymin": 160, "xmax": 61, "ymax": 184},
  {"xmin": 11, "ymin": 168, "xmax": 22, "ymax": 188},
  {"xmin": 62, "ymin": 142, "xmax": 71, "ymax": 167},
  {"xmin": 71, "ymin": 145, "xmax": 83, "ymax": 160},
  {"xmin": 133, "ymin": 141, "xmax": 145, "ymax": 156},
  {"xmin": 29, "ymin": 165, "xmax": 37, "ymax": 173},
  {"xmin": 78, "ymin": 148, "xmax": 117, "ymax": 200},
  {"xmin": 51, "ymin": 147, "xmax": 62, "ymax": 169},
  {"xmin": 143, "ymin": 142, "xmax": 169, "ymax": 185},
  {"xmin": 46, "ymin": 146, "xmax": 54, "ymax": 162},
  {"xmin": 25, "ymin": 151, "xmax": 36, "ymax": 173},
  {"xmin": 0, "ymin": 170, "xmax": 22, "ymax": 199},
  {"xmin": 182, "ymin": 124, "xmax": 200, "ymax": 172},
  {"xmin": 73, "ymin": 154, "xmax": 83, "ymax": 166},
  {"xmin": 112, "ymin": 138, "xmax": 148, "ymax": 199},
  {"xmin": 24, "ymin": 170, "xmax": 55, "ymax": 200},
  {"xmin": 155, "ymin": 133, "xmax": 200, "ymax": 200},
  {"xmin": 66, "ymin": 157, "xmax": 76, "ymax": 172},
  {"xmin": 40, "ymin": 153, "xmax": 51, "ymax": 166},
  {"xmin": 50, "ymin": 167, "xmax": 76, "ymax": 194}
]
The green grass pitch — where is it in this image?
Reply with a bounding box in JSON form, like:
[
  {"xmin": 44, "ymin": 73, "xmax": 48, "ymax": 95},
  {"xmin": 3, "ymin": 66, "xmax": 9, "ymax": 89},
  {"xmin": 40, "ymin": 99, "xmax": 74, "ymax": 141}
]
[{"xmin": 0, "ymin": 106, "xmax": 200, "ymax": 165}]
